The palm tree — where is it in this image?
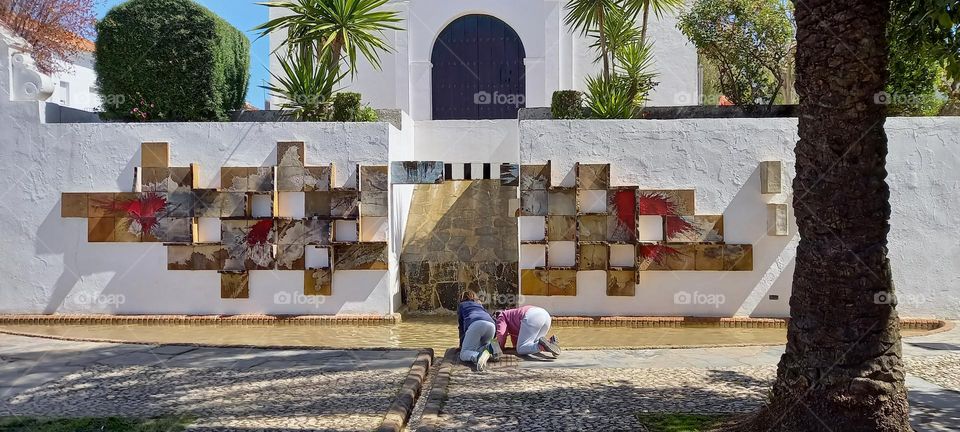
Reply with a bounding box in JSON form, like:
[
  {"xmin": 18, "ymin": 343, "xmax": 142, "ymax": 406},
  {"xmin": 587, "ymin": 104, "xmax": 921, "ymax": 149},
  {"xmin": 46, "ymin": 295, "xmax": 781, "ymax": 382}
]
[
  {"xmin": 263, "ymin": 48, "xmax": 346, "ymax": 121},
  {"xmin": 565, "ymin": 0, "xmax": 619, "ymax": 80},
  {"xmin": 256, "ymin": 0, "xmax": 403, "ymax": 75},
  {"xmin": 587, "ymin": 9, "xmax": 640, "ymax": 74},
  {"xmin": 726, "ymin": 0, "xmax": 911, "ymax": 430},
  {"xmin": 623, "ymin": 0, "xmax": 685, "ymax": 45}
]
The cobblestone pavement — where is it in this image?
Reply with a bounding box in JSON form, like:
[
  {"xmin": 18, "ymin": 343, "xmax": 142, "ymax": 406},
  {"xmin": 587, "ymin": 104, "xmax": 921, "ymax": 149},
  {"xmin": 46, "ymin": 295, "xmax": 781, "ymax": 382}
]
[
  {"xmin": 0, "ymin": 333, "xmax": 418, "ymax": 431},
  {"xmin": 417, "ymin": 324, "xmax": 960, "ymax": 432},
  {"xmin": 906, "ymin": 353, "xmax": 960, "ymax": 392},
  {"xmin": 432, "ymin": 365, "xmax": 774, "ymax": 431}
]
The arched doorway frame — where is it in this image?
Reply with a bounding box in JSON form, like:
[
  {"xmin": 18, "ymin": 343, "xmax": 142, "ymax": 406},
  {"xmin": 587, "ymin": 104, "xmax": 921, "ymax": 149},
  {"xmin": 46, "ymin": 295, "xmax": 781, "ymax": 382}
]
[{"xmin": 428, "ymin": 13, "xmax": 528, "ymax": 120}]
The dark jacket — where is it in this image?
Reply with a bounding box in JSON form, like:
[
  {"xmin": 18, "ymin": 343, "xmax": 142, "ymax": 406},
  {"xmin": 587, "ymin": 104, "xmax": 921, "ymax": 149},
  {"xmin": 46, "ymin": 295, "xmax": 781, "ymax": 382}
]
[{"xmin": 457, "ymin": 300, "xmax": 494, "ymax": 346}]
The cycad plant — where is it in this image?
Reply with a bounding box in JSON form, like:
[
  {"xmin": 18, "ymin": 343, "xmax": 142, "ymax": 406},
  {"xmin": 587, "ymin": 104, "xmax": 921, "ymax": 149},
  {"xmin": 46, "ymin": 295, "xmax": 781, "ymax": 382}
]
[
  {"xmin": 263, "ymin": 49, "xmax": 345, "ymax": 121},
  {"xmin": 256, "ymin": 0, "xmax": 403, "ymax": 74},
  {"xmin": 588, "ymin": 10, "xmax": 640, "ymax": 72},
  {"xmin": 615, "ymin": 40, "xmax": 657, "ymax": 106}
]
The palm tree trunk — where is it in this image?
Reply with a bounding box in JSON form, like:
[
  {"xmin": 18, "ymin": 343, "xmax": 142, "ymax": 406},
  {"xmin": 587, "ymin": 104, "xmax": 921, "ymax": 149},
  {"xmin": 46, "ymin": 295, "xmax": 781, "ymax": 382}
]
[
  {"xmin": 724, "ymin": 0, "xmax": 911, "ymax": 430},
  {"xmin": 326, "ymin": 36, "xmax": 344, "ymax": 73},
  {"xmin": 597, "ymin": 6, "xmax": 609, "ymax": 81},
  {"xmin": 640, "ymin": 0, "xmax": 650, "ymax": 46}
]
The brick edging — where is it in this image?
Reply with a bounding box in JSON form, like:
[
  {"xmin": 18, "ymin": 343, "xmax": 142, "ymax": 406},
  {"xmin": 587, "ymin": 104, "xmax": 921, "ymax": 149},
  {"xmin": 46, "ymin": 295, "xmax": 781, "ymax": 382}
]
[
  {"xmin": 550, "ymin": 316, "xmax": 947, "ymax": 330},
  {"xmin": 0, "ymin": 314, "xmax": 401, "ymax": 325},
  {"xmin": 418, "ymin": 348, "xmax": 458, "ymax": 432},
  {"xmin": 379, "ymin": 348, "xmax": 434, "ymax": 432}
]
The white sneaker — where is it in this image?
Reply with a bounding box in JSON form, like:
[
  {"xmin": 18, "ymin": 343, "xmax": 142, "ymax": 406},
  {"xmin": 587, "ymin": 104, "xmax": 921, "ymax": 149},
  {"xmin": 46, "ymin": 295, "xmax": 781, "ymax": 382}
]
[{"xmin": 475, "ymin": 349, "xmax": 491, "ymax": 372}]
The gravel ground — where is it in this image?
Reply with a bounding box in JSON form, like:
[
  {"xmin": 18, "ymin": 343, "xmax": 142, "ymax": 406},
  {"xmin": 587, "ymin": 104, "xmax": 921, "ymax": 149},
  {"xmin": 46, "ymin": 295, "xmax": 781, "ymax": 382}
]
[
  {"xmin": 2, "ymin": 363, "xmax": 407, "ymax": 431},
  {"xmin": 906, "ymin": 354, "xmax": 960, "ymax": 392}
]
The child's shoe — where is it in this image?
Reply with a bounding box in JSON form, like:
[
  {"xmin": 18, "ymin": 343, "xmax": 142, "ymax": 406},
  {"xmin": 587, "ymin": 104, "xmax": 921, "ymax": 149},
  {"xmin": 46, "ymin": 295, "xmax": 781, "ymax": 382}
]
[
  {"xmin": 538, "ymin": 336, "xmax": 561, "ymax": 357},
  {"xmin": 475, "ymin": 349, "xmax": 491, "ymax": 372}
]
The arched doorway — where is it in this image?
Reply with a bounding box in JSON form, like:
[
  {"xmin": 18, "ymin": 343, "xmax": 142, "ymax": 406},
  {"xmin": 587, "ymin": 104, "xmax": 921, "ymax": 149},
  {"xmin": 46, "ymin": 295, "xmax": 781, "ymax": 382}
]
[{"xmin": 431, "ymin": 15, "xmax": 526, "ymax": 120}]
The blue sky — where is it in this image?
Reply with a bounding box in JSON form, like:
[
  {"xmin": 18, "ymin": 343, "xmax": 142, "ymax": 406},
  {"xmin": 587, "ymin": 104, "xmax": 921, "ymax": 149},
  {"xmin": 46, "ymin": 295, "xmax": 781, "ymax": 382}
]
[{"xmin": 94, "ymin": 0, "xmax": 272, "ymax": 108}]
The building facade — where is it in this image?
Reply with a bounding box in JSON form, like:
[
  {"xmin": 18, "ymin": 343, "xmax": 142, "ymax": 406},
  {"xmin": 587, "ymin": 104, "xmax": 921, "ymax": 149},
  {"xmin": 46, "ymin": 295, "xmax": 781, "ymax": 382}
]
[{"xmin": 268, "ymin": 0, "xmax": 700, "ymax": 120}]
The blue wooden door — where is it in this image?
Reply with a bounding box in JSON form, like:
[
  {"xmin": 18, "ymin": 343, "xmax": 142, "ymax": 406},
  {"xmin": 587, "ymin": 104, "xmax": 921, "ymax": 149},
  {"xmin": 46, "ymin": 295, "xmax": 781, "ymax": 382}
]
[{"xmin": 431, "ymin": 15, "xmax": 526, "ymax": 120}]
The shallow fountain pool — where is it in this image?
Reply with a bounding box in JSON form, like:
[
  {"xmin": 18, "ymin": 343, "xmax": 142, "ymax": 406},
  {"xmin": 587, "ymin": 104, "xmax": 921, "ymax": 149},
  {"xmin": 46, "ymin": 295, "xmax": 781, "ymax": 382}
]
[{"xmin": 0, "ymin": 317, "xmax": 931, "ymax": 352}]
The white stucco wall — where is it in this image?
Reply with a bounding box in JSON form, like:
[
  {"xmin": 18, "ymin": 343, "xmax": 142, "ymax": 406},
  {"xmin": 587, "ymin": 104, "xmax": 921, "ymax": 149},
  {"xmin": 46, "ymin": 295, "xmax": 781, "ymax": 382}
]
[
  {"xmin": 519, "ymin": 118, "xmax": 960, "ymax": 319},
  {"xmin": 0, "ymin": 43, "xmax": 400, "ymax": 315},
  {"xmin": 268, "ymin": 0, "xmax": 698, "ymax": 120},
  {"xmin": 412, "ymin": 119, "xmax": 519, "ymax": 162}
]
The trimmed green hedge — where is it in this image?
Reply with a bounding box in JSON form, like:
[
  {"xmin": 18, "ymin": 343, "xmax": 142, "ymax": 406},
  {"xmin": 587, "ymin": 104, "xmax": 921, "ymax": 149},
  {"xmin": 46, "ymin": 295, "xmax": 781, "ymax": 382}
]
[
  {"xmin": 552, "ymin": 90, "xmax": 585, "ymax": 119},
  {"xmin": 95, "ymin": 0, "xmax": 250, "ymax": 121}
]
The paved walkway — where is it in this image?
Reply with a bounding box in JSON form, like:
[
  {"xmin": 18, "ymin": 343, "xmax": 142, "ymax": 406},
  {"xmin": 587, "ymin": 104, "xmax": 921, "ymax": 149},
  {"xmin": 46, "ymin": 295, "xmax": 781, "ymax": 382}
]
[
  {"xmin": 414, "ymin": 324, "xmax": 960, "ymax": 431},
  {"xmin": 0, "ymin": 333, "xmax": 419, "ymax": 431}
]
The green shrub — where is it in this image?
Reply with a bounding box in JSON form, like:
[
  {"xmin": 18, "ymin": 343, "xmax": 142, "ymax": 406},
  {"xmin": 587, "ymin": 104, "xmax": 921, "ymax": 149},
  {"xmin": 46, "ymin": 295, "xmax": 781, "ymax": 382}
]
[
  {"xmin": 677, "ymin": 0, "xmax": 794, "ymax": 107},
  {"xmin": 331, "ymin": 92, "xmax": 378, "ymax": 122},
  {"xmin": 552, "ymin": 90, "xmax": 585, "ymax": 119},
  {"xmin": 331, "ymin": 92, "xmax": 362, "ymax": 121},
  {"xmin": 585, "ymin": 75, "xmax": 637, "ymax": 119},
  {"xmin": 95, "ymin": 0, "xmax": 250, "ymax": 121},
  {"xmin": 356, "ymin": 106, "xmax": 379, "ymax": 122}
]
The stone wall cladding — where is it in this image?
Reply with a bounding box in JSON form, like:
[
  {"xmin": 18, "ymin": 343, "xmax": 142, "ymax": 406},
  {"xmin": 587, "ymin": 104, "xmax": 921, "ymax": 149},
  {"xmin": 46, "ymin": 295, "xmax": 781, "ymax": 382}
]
[{"xmin": 400, "ymin": 180, "xmax": 519, "ymax": 311}]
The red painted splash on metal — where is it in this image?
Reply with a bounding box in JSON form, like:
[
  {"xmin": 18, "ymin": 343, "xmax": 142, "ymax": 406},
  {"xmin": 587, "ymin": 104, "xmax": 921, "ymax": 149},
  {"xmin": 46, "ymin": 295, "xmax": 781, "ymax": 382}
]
[
  {"xmin": 115, "ymin": 193, "xmax": 167, "ymax": 234},
  {"xmin": 638, "ymin": 192, "xmax": 693, "ymax": 239},
  {"xmin": 247, "ymin": 220, "xmax": 274, "ymax": 246},
  {"xmin": 637, "ymin": 192, "xmax": 677, "ymax": 215},
  {"xmin": 638, "ymin": 244, "xmax": 679, "ymax": 264},
  {"xmin": 665, "ymin": 216, "xmax": 696, "ymax": 240},
  {"xmin": 613, "ymin": 189, "xmax": 636, "ymax": 229}
]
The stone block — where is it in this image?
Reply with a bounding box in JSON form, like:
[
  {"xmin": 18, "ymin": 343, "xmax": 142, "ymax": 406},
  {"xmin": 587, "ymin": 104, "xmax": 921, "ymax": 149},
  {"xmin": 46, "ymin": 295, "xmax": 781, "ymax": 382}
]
[
  {"xmin": 333, "ymin": 242, "xmax": 387, "ymax": 270},
  {"xmin": 519, "ymin": 163, "xmax": 550, "ymax": 190},
  {"xmin": 220, "ymin": 272, "xmax": 249, "ymax": 299},
  {"xmin": 61, "ymin": 193, "xmax": 88, "ymax": 218},
  {"xmin": 276, "ymin": 244, "xmax": 306, "ymax": 270},
  {"xmin": 277, "ymin": 141, "xmax": 305, "ymax": 167},
  {"xmin": 576, "ymin": 163, "xmax": 610, "ymax": 190},
  {"xmin": 760, "ymin": 161, "xmax": 783, "ymax": 194},
  {"xmin": 141, "ymin": 142, "xmax": 169, "ymax": 168},
  {"xmin": 87, "ymin": 217, "xmax": 115, "ymax": 242},
  {"xmin": 305, "ymin": 191, "xmax": 331, "ymax": 218},
  {"xmin": 330, "ymin": 190, "xmax": 360, "ymax": 218},
  {"xmin": 391, "ymin": 161, "xmax": 444, "ymax": 184},
  {"xmin": 547, "ymin": 216, "xmax": 576, "ymax": 241},
  {"xmin": 500, "ymin": 163, "xmax": 519, "ymax": 186},
  {"xmin": 637, "ymin": 190, "xmax": 695, "ymax": 215},
  {"xmin": 520, "ymin": 190, "xmax": 548, "ymax": 216},
  {"xmin": 723, "ymin": 244, "xmax": 753, "ymax": 271},
  {"xmin": 547, "ymin": 188, "xmax": 576, "ymax": 215},
  {"xmin": 547, "ymin": 269, "xmax": 577, "ymax": 296},
  {"xmin": 767, "ymin": 203, "xmax": 789, "ymax": 236},
  {"xmin": 665, "ymin": 215, "xmax": 724, "ymax": 243},
  {"xmin": 304, "ymin": 268, "xmax": 332, "ymax": 296},
  {"xmin": 695, "ymin": 244, "xmax": 725, "ymax": 271},
  {"xmin": 578, "ymin": 215, "xmax": 606, "ymax": 241},
  {"xmin": 360, "ymin": 165, "xmax": 389, "ymax": 192},
  {"xmin": 607, "ymin": 270, "xmax": 636, "ymax": 296},
  {"xmin": 521, "ymin": 269, "xmax": 549, "ymax": 296},
  {"xmin": 578, "ymin": 243, "xmax": 608, "ymax": 270}
]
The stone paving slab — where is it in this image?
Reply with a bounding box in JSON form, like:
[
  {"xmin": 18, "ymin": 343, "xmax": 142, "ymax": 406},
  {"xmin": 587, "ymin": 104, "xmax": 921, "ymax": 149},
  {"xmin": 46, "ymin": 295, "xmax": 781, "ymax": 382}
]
[{"xmin": 0, "ymin": 333, "xmax": 420, "ymax": 431}]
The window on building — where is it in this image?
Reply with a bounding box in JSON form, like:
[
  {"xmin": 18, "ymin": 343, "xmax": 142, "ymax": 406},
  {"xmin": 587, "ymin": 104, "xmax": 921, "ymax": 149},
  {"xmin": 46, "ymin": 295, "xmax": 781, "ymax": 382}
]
[{"xmin": 59, "ymin": 81, "xmax": 70, "ymax": 106}]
